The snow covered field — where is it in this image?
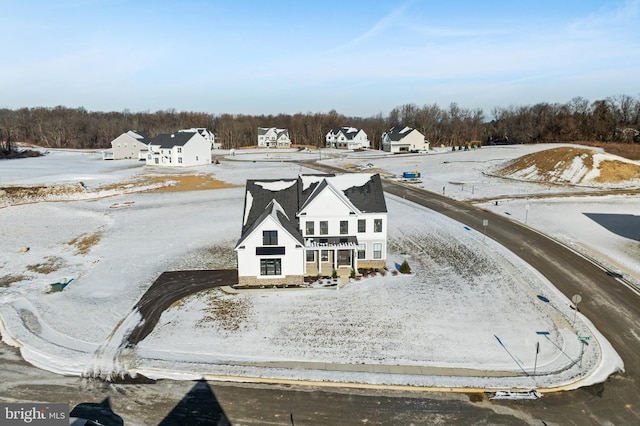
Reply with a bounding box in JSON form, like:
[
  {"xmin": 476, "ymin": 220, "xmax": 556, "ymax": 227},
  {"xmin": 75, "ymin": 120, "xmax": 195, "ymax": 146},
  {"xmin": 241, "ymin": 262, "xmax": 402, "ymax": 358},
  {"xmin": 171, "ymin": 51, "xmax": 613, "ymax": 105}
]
[{"xmin": 0, "ymin": 145, "xmax": 635, "ymax": 390}]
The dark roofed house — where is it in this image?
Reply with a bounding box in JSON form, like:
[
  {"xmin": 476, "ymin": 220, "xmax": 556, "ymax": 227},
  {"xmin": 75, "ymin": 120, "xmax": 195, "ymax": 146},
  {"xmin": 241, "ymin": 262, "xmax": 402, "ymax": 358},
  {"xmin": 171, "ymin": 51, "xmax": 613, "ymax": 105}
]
[
  {"xmin": 381, "ymin": 126, "xmax": 429, "ymax": 153},
  {"xmin": 325, "ymin": 127, "xmax": 370, "ymax": 149},
  {"xmin": 235, "ymin": 173, "xmax": 387, "ymax": 287},
  {"xmin": 145, "ymin": 131, "xmax": 212, "ymax": 167},
  {"xmin": 257, "ymin": 127, "xmax": 292, "ymax": 148}
]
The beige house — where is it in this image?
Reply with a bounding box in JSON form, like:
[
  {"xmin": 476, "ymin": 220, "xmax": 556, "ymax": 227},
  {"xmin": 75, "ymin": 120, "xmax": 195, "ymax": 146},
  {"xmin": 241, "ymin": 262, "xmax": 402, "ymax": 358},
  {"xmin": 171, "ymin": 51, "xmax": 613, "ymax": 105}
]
[
  {"xmin": 381, "ymin": 126, "xmax": 429, "ymax": 153},
  {"xmin": 104, "ymin": 130, "xmax": 149, "ymax": 160}
]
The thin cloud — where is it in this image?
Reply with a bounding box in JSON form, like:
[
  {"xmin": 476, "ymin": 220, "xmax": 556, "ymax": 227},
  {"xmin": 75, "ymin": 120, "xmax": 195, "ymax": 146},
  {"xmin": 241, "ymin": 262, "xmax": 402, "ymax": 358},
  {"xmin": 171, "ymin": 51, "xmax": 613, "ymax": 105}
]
[{"xmin": 328, "ymin": 0, "xmax": 413, "ymax": 53}]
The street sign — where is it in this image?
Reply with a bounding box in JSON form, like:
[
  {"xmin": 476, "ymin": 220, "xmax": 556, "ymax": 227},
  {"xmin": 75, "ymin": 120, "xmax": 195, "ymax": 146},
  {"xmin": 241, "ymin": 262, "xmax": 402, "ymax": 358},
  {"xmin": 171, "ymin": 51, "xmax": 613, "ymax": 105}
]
[
  {"xmin": 578, "ymin": 336, "xmax": 591, "ymax": 343},
  {"xmin": 483, "ymin": 219, "xmax": 488, "ymax": 227},
  {"xmin": 572, "ymin": 294, "xmax": 582, "ymax": 305}
]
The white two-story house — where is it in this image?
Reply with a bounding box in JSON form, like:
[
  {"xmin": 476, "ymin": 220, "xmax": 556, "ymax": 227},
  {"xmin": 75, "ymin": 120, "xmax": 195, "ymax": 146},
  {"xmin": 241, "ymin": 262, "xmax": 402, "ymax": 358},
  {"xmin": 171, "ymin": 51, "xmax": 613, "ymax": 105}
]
[
  {"xmin": 235, "ymin": 173, "xmax": 388, "ymax": 287},
  {"xmin": 381, "ymin": 126, "xmax": 429, "ymax": 153},
  {"xmin": 145, "ymin": 131, "xmax": 211, "ymax": 167},
  {"xmin": 257, "ymin": 127, "xmax": 291, "ymax": 148},
  {"xmin": 325, "ymin": 127, "xmax": 370, "ymax": 150}
]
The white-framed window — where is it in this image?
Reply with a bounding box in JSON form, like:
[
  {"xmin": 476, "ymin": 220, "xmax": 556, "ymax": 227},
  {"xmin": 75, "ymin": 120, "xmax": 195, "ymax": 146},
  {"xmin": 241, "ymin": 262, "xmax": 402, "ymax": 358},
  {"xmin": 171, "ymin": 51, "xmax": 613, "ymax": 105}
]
[
  {"xmin": 178, "ymin": 157, "xmax": 182, "ymax": 163},
  {"xmin": 321, "ymin": 250, "xmax": 329, "ymax": 262},
  {"xmin": 358, "ymin": 219, "xmax": 366, "ymax": 233},
  {"xmin": 306, "ymin": 250, "xmax": 315, "ymax": 262},
  {"xmin": 320, "ymin": 221, "xmax": 328, "ymax": 235},
  {"xmin": 358, "ymin": 244, "xmax": 366, "ymax": 259},
  {"xmin": 177, "ymin": 147, "xmax": 182, "ymax": 153},
  {"xmin": 374, "ymin": 219, "xmax": 383, "ymax": 232},
  {"xmin": 340, "ymin": 220, "xmax": 348, "ymax": 235},
  {"xmin": 263, "ymin": 230, "xmax": 278, "ymax": 245},
  {"xmin": 306, "ymin": 221, "xmax": 314, "ymax": 235},
  {"xmin": 373, "ymin": 243, "xmax": 382, "ymax": 259},
  {"xmin": 260, "ymin": 259, "xmax": 281, "ymax": 276}
]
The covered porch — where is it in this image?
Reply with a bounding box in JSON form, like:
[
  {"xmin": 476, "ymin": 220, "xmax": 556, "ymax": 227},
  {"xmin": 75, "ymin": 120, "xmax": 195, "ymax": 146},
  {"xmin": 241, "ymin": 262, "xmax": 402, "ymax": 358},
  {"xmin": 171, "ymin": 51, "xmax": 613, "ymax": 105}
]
[{"xmin": 304, "ymin": 236, "xmax": 359, "ymax": 277}]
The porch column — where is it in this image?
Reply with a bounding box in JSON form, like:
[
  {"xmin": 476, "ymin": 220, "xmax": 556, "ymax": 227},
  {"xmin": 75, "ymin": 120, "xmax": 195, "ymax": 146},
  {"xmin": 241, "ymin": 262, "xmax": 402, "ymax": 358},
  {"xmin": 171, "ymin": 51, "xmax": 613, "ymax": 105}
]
[
  {"xmin": 353, "ymin": 248, "xmax": 358, "ymax": 272},
  {"xmin": 333, "ymin": 248, "xmax": 337, "ymax": 272}
]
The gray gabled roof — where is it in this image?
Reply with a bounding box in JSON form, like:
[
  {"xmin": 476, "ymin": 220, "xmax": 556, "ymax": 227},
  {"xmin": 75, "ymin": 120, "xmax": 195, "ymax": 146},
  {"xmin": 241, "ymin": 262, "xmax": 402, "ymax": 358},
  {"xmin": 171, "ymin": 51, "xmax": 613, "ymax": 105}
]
[
  {"xmin": 147, "ymin": 131, "xmax": 197, "ymax": 148},
  {"xmin": 342, "ymin": 173, "xmax": 387, "ymax": 213},
  {"xmin": 236, "ymin": 199, "xmax": 304, "ymax": 248},
  {"xmin": 328, "ymin": 127, "xmax": 362, "ymax": 140},
  {"xmin": 241, "ymin": 179, "xmax": 301, "ymax": 235},
  {"xmin": 239, "ymin": 173, "xmax": 386, "ymax": 244},
  {"xmin": 384, "ymin": 126, "xmax": 418, "ymax": 142}
]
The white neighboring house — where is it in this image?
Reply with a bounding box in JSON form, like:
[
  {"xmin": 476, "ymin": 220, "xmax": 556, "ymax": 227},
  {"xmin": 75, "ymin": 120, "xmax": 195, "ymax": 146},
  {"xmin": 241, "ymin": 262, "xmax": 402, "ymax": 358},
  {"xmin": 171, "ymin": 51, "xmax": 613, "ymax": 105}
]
[
  {"xmin": 179, "ymin": 128, "xmax": 221, "ymax": 149},
  {"xmin": 235, "ymin": 173, "xmax": 388, "ymax": 287},
  {"xmin": 104, "ymin": 130, "xmax": 149, "ymax": 160},
  {"xmin": 381, "ymin": 126, "xmax": 430, "ymax": 153},
  {"xmin": 325, "ymin": 127, "xmax": 370, "ymax": 149},
  {"xmin": 257, "ymin": 127, "xmax": 291, "ymax": 148},
  {"xmin": 145, "ymin": 131, "xmax": 211, "ymax": 167}
]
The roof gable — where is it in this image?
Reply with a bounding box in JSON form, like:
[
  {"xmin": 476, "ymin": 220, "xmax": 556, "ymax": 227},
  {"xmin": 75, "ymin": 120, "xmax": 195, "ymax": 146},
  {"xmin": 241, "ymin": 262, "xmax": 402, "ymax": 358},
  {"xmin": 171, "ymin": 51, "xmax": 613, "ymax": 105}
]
[
  {"xmin": 148, "ymin": 132, "xmax": 197, "ymax": 148},
  {"xmin": 298, "ymin": 178, "xmax": 359, "ymax": 216},
  {"xmin": 236, "ymin": 199, "xmax": 304, "ymax": 248}
]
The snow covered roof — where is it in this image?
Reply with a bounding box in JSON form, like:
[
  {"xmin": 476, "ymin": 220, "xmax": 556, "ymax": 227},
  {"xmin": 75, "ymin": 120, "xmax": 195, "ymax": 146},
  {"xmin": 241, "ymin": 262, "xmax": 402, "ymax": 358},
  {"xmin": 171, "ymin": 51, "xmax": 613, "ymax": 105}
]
[
  {"xmin": 327, "ymin": 127, "xmax": 364, "ymax": 140},
  {"xmin": 384, "ymin": 126, "xmax": 422, "ymax": 141},
  {"xmin": 236, "ymin": 199, "xmax": 304, "ymax": 248},
  {"xmin": 147, "ymin": 132, "xmax": 198, "ymax": 148},
  {"xmin": 239, "ymin": 173, "xmax": 386, "ymax": 238}
]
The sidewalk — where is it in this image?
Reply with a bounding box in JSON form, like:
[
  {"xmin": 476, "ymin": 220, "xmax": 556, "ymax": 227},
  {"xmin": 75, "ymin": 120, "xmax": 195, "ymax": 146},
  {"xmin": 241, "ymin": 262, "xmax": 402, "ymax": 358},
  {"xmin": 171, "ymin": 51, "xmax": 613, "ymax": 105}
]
[{"xmin": 231, "ymin": 360, "xmax": 520, "ymax": 378}]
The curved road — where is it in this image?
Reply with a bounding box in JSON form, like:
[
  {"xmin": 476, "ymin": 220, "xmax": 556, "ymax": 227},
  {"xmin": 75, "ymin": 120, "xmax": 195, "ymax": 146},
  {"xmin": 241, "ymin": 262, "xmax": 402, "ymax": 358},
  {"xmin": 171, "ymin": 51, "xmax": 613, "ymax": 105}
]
[{"xmin": 307, "ymin": 161, "xmax": 640, "ymax": 424}]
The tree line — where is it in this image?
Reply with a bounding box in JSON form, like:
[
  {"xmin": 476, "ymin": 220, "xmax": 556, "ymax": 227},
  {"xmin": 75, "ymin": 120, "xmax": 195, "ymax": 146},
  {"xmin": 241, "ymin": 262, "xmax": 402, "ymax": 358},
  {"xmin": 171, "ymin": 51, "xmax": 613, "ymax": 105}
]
[{"xmin": 1, "ymin": 95, "xmax": 639, "ymax": 154}]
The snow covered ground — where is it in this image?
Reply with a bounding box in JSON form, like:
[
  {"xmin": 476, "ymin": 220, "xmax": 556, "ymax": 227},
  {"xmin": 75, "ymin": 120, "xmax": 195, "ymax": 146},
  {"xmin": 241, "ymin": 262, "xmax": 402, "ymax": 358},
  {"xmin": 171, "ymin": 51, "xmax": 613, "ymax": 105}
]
[{"xmin": 0, "ymin": 145, "xmax": 634, "ymax": 390}]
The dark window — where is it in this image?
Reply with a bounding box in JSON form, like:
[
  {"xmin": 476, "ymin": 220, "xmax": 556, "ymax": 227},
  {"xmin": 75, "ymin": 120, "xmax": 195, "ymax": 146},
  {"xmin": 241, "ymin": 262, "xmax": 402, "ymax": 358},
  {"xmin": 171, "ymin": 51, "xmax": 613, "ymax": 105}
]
[
  {"xmin": 374, "ymin": 219, "xmax": 383, "ymax": 232},
  {"xmin": 358, "ymin": 219, "xmax": 366, "ymax": 233},
  {"xmin": 306, "ymin": 250, "xmax": 315, "ymax": 262},
  {"xmin": 260, "ymin": 258, "xmax": 281, "ymax": 275},
  {"xmin": 320, "ymin": 221, "xmax": 328, "ymax": 235},
  {"xmin": 321, "ymin": 250, "xmax": 329, "ymax": 262},
  {"xmin": 306, "ymin": 221, "xmax": 314, "ymax": 235},
  {"xmin": 340, "ymin": 220, "xmax": 348, "ymax": 234},
  {"xmin": 256, "ymin": 246, "xmax": 285, "ymax": 255},
  {"xmin": 358, "ymin": 244, "xmax": 366, "ymax": 259},
  {"xmin": 263, "ymin": 230, "xmax": 278, "ymax": 245}
]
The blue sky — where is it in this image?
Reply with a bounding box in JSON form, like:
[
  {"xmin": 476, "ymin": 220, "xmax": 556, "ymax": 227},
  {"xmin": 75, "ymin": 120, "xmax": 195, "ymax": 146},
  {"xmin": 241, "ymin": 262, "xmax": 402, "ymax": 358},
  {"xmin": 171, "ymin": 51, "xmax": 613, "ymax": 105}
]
[{"xmin": 1, "ymin": 0, "xmax": 639, "ymax": 116}]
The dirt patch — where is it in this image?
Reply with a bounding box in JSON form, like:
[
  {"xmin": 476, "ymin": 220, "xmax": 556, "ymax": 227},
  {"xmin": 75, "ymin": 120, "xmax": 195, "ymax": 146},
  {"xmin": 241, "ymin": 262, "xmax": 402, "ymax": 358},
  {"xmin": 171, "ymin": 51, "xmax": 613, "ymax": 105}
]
[
  {"xmin": 496, "ymin": 146, "xmax": 640, "ymax": 186},
  {"xmin": 595, "ymin": 160, "xmax": 640, "ymax": 183},
  {"xmin": 584, "ymin": 142, "xmax": 640, "ymax": 161},
  {"xmin": 99, "ymin": 174, "xmax": 238, "ymax": 194},
  {"xmin": 26, "ymin": 256, "xmax": 65, "ymax": 274},
  {"xmin": 498, "ymin": 147, "xmax": 594, "ymax": 181},
  {"xmin": 0, "ymin": 274, "xmax": 30, "ymax": 287},
  {"xmin": 197, "ymin": 290, "xmax": 251, "ymax": 332},
  {"xmin": 66, "ymin": 231, "xmax": 103, "ymax": 255},
  {"xmin": 0, "ymin": 183, "xmax": 85, "ymax": 205}
]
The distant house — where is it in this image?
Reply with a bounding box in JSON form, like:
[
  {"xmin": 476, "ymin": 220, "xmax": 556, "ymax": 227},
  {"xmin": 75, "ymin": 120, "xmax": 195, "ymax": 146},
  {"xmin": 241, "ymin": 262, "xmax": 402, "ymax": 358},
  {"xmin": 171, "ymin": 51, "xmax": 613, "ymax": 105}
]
[
  {"xmin": 145, "ymin": 131, "xmax": 211, "ymax": 167},
  {"xmin": 179, "ymin": 128, "xmax": 220, "ymax": 149},
  {"xmin": 235, "ymin": 173, "xmax": 388, "ymax": 287},
  {"xmin": 325, "ymin": 127, "xmax": 370, "ymax": 150},
  {"xmin": 257, "ymin": 127, "xmax": 291, "ymax": 148},
  {"xmin": 105, "ymin": 130, "xmax": 149, "ymax": 160},
  {"xmin": 381, "ymin": 126, "xmax": 429, "ymax": 153}
]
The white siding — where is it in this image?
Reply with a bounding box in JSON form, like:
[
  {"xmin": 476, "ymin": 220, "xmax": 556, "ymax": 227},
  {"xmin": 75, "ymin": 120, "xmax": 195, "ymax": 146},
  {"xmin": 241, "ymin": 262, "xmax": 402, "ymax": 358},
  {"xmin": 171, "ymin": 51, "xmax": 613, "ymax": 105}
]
[{"xmin": 236, "ymin": 216, "xmax": 304, "ymax": 279}]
